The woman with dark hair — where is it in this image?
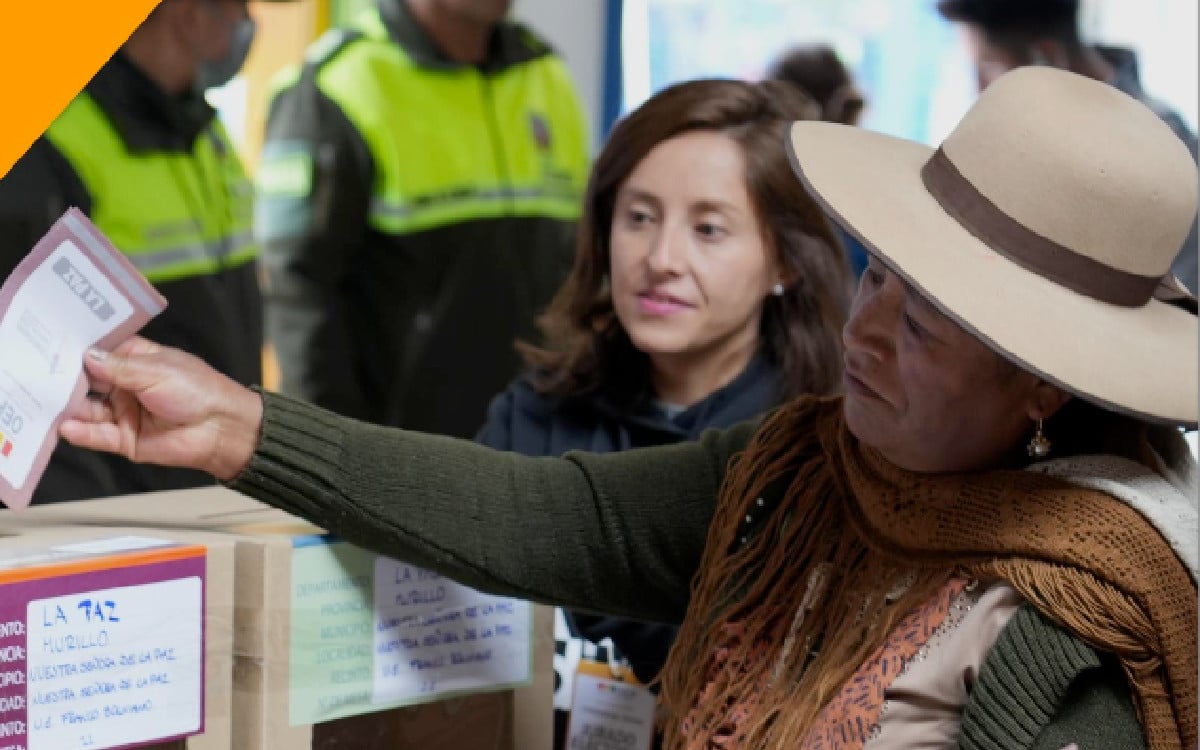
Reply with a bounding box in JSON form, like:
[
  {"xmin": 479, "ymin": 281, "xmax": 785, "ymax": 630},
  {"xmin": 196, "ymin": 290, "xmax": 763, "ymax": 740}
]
[
  {"xmin": 501, "ymin": 77, "xmax": 850, "ymax": 409},
  {"xmin": 475, "ymin": 78, "xmax": 851, "ymax": 746},
  {"xmin": 62, "ymin": 67, "xmax": 1197, "ymax": 748}
]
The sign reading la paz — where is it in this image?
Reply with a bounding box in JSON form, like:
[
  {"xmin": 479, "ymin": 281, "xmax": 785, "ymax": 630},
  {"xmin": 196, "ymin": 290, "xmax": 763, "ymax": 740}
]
[{"xmin": 0, "ymin": 540, "xmax": 207, "ymax": 750}]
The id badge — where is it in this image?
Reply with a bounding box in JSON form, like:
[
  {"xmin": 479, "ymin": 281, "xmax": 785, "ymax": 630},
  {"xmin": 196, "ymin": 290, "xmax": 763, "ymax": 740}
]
[{"xmin": 565, "ymin": 659, "xmax": 657, "ymax": 750}]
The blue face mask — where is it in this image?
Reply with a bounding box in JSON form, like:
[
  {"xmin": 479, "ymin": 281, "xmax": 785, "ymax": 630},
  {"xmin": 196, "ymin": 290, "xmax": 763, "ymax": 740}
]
[{"xmin": 194, "ymin": 15, "xmax": 256, "ymax": 93}]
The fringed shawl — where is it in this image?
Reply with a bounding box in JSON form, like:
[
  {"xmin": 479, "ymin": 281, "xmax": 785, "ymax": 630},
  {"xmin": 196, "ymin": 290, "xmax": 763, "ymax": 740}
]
[{"xmin": 659, "ymin": 397, "xmax": 1197, "ymax": 750}]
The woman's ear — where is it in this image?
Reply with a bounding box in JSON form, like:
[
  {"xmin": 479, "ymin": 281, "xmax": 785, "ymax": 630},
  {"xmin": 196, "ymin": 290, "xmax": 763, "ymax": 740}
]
[
  {"xmin": 769, "ymin": 241, "xmax": 798, "ymax": 292},
  {"xmin": 1027, "ymin": 381, "xmax": 1072, "ymax": 421}
]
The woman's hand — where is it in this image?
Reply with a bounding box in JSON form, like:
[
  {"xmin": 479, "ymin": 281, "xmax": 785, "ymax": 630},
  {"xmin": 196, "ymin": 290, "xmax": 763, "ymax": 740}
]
[{"xmin": 58, "ymin": 337, "xmax": 264, "ymax": 482}]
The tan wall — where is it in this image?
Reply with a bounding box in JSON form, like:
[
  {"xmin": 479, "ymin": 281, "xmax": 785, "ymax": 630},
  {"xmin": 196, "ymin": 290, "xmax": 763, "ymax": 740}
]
[
  {"xmin": 244, "ymin": 0, "xmax": 327, "ymax": 173},
  {"xmin": 244, "ymin": 1, "xmax": 327, "ymax": 389}
]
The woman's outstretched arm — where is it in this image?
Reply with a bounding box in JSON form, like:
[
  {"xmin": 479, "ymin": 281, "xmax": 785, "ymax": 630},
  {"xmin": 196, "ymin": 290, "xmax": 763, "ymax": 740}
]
[
  {"xmin": 62, "ymin": 339, "xmax": 757, "ymax": 622},
  {"xmin": 233, "ymin": 391, "xmax": 756, "ymax": 622}
]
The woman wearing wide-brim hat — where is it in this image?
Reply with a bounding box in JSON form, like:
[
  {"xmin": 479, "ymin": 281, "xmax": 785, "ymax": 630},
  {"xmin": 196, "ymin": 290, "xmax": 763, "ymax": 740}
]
[{"xmin": 62, "ymin": 67, "xmax": 1197, "ymax": 749}]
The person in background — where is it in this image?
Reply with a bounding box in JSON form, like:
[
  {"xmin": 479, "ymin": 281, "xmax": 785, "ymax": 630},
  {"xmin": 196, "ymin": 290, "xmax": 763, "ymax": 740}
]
[
  {"xmin": 766, "ymin": 44, "xmax": 865, "ymax": 126},
  {"xmin": 767, "ymin": 44, "xmax": 870, "ymax": 278},
  {"xmin": 0, "ymin": 0, "xmax": 289, "ymax": 503},
  {"xmin": 474, "ymin": 79, "xmax": 851, "ymax": 748},
  {"xmin": 936, "ymin": 0, "xmax": 1198, "ymax": 293},
  {"xmin": 256, "ymin": 0, "xmax": 590, "ymax": 437}
]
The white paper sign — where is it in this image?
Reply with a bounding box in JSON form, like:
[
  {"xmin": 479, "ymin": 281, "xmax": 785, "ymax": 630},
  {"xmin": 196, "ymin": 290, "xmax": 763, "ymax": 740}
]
[
  {"xmin": 25, "ymin": 577, "xmax": 203, "ymax": 750},
  {"xmin": 371, "ymin": 558, "xmax": 531, "ymax": 704},
  {"xmin": 0, "ymin": 239, "xmax": 134, "ymax": 490}
]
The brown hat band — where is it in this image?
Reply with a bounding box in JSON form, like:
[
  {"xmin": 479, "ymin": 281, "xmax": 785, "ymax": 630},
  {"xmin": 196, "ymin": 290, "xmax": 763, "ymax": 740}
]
[{"xmin": 920, "ymin": 147, "xmax": 1164, "ymax": 308}]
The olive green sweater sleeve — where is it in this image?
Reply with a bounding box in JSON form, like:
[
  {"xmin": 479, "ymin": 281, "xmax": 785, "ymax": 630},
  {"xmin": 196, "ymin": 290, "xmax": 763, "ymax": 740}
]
[
  {"xmin": 229, "ymin": 390, "xmax": 758, "ymax": 624},
  {"xmin": 960, "ymin": 604, "xmax": 1145, "ymax": 750}
]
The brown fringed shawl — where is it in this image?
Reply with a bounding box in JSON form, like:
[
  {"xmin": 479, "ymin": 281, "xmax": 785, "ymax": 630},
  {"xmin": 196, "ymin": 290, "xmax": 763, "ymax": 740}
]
[{"xmin": 658, "ymin": 396, "xmax": 1197, "ymax": 750}]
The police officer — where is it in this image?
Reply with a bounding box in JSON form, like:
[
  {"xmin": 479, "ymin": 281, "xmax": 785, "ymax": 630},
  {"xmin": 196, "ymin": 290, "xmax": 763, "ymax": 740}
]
[
  {"xmin": 256, "ymin": 0, "xmax": 589, "ymax": 437},
  {"xmin": 0, "ymin": 0, "xmax": 293, "ymax": 503}
]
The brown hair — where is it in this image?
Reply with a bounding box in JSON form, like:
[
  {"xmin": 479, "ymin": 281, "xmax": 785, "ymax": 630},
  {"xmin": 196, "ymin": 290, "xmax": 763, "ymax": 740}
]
[
  {"xmin": 520, "ymin": 79, "xmax": 851, "ymax": 403},
  {"xmin": 766, "ymin": 45, "xmax": 865, "ymax": 126}
]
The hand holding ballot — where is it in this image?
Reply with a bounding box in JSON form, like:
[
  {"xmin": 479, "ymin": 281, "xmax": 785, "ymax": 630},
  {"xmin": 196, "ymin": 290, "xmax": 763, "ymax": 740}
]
[
  {"xmin": 60, "ymin": 338, "xmax": 263, "ymax": 483},
  {"xmin": 0, "ymin": 209, "xmax": 166, "ymax": 508},
  {"xmin": 0, "ymin": 208, "xmax": 263, "ymax": 506}
]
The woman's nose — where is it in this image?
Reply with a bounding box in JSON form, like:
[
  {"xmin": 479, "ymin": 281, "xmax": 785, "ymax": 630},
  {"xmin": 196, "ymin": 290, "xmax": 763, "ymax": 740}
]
[
  {"xmin": 646, "ymin": 223, "xmax": 685, "ymax": 275},
  {"xmin": 843, "ymin": 277, "xmax": 899, "ymax": 360}
]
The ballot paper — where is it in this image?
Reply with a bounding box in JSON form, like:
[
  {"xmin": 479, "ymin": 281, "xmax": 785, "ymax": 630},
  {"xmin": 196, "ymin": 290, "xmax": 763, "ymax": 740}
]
[{"xmin": 0, "ymin": 208, "xmax": 166, "ymax": 509}]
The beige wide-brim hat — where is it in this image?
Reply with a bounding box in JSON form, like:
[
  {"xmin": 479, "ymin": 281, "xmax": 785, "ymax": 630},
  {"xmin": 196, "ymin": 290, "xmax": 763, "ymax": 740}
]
[{"xmin": 788, "ymin": 67, "xmax": 1199, "ymax": 427}]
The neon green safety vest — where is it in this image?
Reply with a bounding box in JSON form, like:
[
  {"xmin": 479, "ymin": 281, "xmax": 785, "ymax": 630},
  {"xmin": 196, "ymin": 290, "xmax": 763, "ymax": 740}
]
[
  {"xmin": 45, "ymin": 92, "xmax": 256, "ymax": 284},
  {"xmin": 258, "ymin": 8, "xmax": 588, "ymax": 236}
]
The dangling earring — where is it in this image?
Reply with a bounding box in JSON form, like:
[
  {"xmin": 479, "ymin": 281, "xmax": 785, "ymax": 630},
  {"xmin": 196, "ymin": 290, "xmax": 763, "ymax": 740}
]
[
  {"xmin": 771, "ymin": 283, "xmax": 785, "ymax": 297},
  {"xmin": 1026, "ymin": 418, "xmax": 1052, "ymax": 459}
]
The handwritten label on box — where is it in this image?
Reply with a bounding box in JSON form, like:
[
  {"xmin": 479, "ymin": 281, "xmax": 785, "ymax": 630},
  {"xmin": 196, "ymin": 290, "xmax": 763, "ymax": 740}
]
[
  {"xmin": 371, "ymin": 558, "xmax": 531, "ymax": 704},
  {"xmin": 0, "ymin": 543, "xmax": 205, "ymax": 750},
  {"xmin": 288, "ymin": 539, "xmax": 531, "ymax": 726}
]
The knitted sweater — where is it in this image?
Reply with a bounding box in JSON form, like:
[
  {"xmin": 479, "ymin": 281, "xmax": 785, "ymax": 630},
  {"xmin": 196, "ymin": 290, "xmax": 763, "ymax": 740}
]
[{"xmin": 231, "ymin": 391, "xmax": 1146, "ymax": 747}]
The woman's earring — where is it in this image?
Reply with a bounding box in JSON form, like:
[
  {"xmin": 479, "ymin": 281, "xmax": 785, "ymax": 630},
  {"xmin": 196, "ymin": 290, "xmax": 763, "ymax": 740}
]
[
  {"xmin": 771, "ymin": 283, "xmax": 785, "ymax": 297},
  {"xmin": 1026, "ymin": 418, "xmax": 1052, "ymax": 459}
]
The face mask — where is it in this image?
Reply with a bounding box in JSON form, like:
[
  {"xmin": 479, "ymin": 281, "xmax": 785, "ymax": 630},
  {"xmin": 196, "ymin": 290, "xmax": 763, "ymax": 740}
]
[{"xmin": 194, "ymin": 15, "xmax": 255, "ymax": 93}]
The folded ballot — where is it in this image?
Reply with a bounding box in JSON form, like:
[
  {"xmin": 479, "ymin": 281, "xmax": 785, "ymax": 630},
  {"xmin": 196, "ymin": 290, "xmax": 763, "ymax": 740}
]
[{"xmin": 0, "ymin": 209, "xmax": 165, "ymax": 508}]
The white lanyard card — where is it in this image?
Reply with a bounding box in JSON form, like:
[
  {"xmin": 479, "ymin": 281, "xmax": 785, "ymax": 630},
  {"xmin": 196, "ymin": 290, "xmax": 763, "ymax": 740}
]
[{"xmin": 566, "ymin": 659, "xmax": 657, "ymax": 750}]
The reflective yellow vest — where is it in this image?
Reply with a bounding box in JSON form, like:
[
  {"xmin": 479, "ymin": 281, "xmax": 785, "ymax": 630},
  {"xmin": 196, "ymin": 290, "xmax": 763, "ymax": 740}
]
[
  {"xmin": 258, "ymin": 7, "xmax": 588, "ymax": 237},
  {"xmin": 45, "ymin": 92, "xmax": 256, "ymax": 284}
]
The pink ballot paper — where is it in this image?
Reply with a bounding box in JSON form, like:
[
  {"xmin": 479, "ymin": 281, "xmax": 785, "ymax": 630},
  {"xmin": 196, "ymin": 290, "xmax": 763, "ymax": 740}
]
[{"xmin": 0, "ymin": 208, "xmax": 166, "ymax": 509}]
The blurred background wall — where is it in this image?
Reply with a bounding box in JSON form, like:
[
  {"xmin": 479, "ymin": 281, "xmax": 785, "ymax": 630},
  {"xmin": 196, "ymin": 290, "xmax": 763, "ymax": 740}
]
[
  {"xmin": 220, "ymin": 0, "xmax": 1196, "ymax": 170},
  {"xmin": 617, "ymin": 0, "xmax": 1197, "ymax": 144}
]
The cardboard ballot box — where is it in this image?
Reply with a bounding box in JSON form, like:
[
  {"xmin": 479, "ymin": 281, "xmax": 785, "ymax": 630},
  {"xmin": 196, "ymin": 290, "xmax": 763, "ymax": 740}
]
[
  {"xmin": 0, "ymin": 522, "xmax": 236, "ymax": 750},
  {"xmin": 21, "ymin": 488, "xmax": 554, "ymax": 750}
]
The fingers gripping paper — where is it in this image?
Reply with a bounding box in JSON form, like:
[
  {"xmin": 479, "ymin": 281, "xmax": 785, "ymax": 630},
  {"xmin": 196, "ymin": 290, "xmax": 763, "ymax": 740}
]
[{"xmin": 0, "ymin": 208, "xmax": 165, "ymax": 508}]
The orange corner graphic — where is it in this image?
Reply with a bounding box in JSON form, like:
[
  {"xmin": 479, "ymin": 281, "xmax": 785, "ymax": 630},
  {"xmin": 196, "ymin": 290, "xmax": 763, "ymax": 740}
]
[{"xmin": 0, "ymin": 2, "xmax": 161, "ymax": 179}]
